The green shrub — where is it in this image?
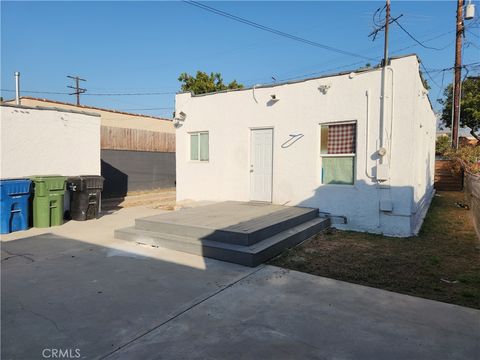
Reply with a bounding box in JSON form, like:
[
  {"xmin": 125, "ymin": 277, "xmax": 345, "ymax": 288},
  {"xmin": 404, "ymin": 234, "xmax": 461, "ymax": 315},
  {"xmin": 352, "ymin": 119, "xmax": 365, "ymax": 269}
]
[
  {"xmin": 436, "ymin": 135, "xmax": 451, "ymax": 156},
  {"xmin": 444, "ymin": 145, "xmax": 480, "ymax": 174}
]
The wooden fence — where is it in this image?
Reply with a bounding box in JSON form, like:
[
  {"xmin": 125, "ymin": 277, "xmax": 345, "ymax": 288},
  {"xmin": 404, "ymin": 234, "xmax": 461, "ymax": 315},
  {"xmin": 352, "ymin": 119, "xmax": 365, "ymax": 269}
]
[
  {"xmin": 101, "ymin": 126, "xmax": 175, "ymax": 152},
  {"xmin": 465, "ymin": 172, "xmax": 480, "ymax": 240}
]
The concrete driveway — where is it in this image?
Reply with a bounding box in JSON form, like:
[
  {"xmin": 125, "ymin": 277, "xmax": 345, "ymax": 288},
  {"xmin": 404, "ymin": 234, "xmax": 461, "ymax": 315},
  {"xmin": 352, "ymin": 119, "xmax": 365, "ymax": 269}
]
[{"xmin": 2, "ymin": 206, "xmax": 479, "ymax": 359}]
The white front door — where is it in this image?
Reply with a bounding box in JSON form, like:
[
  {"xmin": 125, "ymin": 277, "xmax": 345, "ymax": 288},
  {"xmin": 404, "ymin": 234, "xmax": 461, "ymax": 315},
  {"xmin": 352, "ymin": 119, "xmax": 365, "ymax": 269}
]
[{"xmin": 250, "ymin": 128, "xmax": 273, "ymax": 202}]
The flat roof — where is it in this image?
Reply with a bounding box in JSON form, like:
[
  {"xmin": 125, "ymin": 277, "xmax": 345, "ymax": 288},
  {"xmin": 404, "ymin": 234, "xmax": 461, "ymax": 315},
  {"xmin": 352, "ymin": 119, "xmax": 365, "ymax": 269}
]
[
  {"xmin": 3, "ymin": 96, "xmax": 172, "ymax": 121},
  {"xmin": 0, "ymin": 103, "xmax": 101, "ymax": 117},
  {"xmin": 179, "ymin": 54, "xmax": 420, "ymax": 98}
]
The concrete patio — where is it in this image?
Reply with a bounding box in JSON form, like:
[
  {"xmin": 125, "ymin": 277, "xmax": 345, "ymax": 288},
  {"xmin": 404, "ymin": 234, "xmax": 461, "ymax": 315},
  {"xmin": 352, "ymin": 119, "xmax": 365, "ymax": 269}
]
[{"xmin": 1, "ymin": 205, "xmax": 479, "ymax": 359}]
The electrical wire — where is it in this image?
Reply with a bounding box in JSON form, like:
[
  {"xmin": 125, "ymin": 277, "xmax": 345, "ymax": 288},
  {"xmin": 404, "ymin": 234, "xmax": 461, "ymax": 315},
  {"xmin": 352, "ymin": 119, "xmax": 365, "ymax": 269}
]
[
  {"xmin": 84, "ymin": 91, "xmax": 175, "ymax": 96},
  {"xmin": 392, "ymin": 19, "xmax": 445, "ymax": 50},
  {"xmin": 0, "ymin": 89, "xmax": 176, "ymax": 96},
  {"xmin": 118, "ymin": 107, "xmax": 174, "ymax": 111},
  {"xmin": 420, "ymin": 61, "xmax": 440, "ymax": 88},
  {"xmin": 184, "ymin": 1, "xmax": 377, "ymax": 61},
  {"xmin": 0, "ymin": 89, "xmax": 70, "ymax": 95},
  {"xmin": 436, "ymin": 69, "xmax": 446, "ymax": 101}
]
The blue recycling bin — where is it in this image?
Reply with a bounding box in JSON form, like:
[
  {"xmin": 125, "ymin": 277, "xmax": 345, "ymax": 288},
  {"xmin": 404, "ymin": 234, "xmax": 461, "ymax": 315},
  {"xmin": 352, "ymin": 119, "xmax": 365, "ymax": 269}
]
[{"xmin": 0, "ymin": 179, "xmax": 32, "ymax": 234}]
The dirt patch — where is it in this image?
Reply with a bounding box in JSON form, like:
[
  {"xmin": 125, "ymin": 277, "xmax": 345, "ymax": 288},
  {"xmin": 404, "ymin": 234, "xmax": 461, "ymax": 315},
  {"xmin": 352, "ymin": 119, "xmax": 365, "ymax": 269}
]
[{"xmin": 270, "ymin": 191, "xmax": 480, "ymax": 309}]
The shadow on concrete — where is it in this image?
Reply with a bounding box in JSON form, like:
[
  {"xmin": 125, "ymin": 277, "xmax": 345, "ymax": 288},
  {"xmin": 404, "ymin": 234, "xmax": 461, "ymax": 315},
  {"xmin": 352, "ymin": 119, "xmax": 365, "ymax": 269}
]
[
  {"xmin": 1, "ymin": 232, "xmax": 249, "ymax": 359},
  {"xmin": 101, "ymin": 159, "xmax": 128, "ymax": 203}
]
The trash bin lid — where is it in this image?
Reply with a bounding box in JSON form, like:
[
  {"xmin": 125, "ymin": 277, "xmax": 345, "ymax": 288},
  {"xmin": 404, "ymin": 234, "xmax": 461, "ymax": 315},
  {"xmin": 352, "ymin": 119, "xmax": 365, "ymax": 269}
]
[
  {"xmin": 30, "ymin": 176, "xmax": 66, "ymax": 191},
  {"xmin": 66, "ymin": 175, "xmax": 103, "ymax": 191},
  {"xmin": 80, "ymin": 175, "xmax": 104, "ymax": 190},
  {"xmin": 0, "ymin": 179, "xmax": 31, "ymax": 197}
]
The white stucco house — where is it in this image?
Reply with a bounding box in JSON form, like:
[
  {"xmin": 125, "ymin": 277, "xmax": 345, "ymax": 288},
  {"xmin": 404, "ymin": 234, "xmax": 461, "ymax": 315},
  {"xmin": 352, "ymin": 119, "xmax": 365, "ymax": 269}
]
[{"xmin": 175, "ymin": 54, "xmax": 436, "ymax": 237}]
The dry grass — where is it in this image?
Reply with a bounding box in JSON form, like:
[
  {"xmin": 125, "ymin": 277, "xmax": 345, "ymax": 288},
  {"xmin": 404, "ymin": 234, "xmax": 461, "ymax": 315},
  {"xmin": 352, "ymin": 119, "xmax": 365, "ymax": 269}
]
[{"xmin": 270, "ymin": 191, "xmax": 480, "ymax": 309}]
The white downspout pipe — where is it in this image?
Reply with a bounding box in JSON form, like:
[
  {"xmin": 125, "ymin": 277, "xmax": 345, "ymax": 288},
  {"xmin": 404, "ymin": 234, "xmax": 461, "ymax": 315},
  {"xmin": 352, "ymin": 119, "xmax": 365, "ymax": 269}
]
[
  {"xmin": 365, "ymin": 89, "xmax": 375, "ymax": 180},
  {"xmin": 14, "ymin": 72, "xmax": 21, "ymax": 105}
]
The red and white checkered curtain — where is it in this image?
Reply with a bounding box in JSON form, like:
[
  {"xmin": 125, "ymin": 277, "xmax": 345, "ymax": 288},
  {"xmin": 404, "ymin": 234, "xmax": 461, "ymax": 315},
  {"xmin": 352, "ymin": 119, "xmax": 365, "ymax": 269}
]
[{"xmin": 327, "ymin": 124, "xmax": 356, "ymax": 154}]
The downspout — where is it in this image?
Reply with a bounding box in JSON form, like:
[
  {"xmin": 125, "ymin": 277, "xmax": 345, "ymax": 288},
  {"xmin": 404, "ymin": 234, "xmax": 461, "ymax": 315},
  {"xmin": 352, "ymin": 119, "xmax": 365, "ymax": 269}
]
[
  {"xmin": 365, "ymin": 89, "xmax": 375, "ymax": 180},
  {"xmin": 377, "ymin": 65, "xmax": 394, "ymax": 226},
  {"xmin": 387, "ymin": 67, "xmax": 395, "ymax": 165},
  {"xmin": 379, "ymin": 66, "xmax": 388, "ymax": 165}
]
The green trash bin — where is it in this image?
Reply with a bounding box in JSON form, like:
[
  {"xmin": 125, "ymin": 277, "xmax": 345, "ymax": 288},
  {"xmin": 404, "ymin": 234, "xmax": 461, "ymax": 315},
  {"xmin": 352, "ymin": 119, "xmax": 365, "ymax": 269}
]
[{"xmin": 30, "ymin": 176, "xmax": 66, "ymax": 228}]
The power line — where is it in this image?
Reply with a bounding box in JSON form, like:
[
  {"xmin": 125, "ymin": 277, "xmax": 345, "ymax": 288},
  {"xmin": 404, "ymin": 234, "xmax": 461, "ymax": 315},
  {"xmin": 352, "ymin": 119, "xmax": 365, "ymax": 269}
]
[
  {"xmin": 275, "ymin": 60, "xmax": 368, "ymax": 83},
  {"xmin": 420, "ymin": 61, "xmax": 440, "ymax": 88},
  {"xmin": 0, "ymin": 89, "xmax": 69, "ymax": 95},
  {"xmin": 392, "ymin": 19, "xmax": 445, "ymax": 50},
  {"xmin": 118, "ymin": 107, "xmax": 174, "ymax": 111},
  {"xmin": 466, "ymin": 28, "xmax": 479, "ymax": 38},
  {"xmin": 0, "ymin": 89, "xmax": 176, "ymax": 96},
  {"xmin": 391, "ymin": 29, "xmax": 455, "ymax": 55},
  {"xmin": 84, "ymin": 91, "xmax": 175, "ymax": 96},
  {"xmin": 184, "ymin": 1, "xmax": 377, "ymax": 62},
  {"xmin": 436, "ymin": 69, "xmax": 446, "ymax": 101}
]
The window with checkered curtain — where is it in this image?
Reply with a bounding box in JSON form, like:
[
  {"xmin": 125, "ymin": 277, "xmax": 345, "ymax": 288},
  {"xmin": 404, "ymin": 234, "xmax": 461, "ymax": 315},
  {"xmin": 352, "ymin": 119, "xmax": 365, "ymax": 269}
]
[{"xmin": 320, "ymin": 123, "xmax": 356, "ymax": 185}]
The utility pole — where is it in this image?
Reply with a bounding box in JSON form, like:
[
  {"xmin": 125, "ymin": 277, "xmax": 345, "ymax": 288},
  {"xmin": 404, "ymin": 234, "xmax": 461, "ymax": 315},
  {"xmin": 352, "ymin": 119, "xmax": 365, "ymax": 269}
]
[
  {"xmin": 383, "ymin": 0, "xmax": 391, "ymax": 67},
  {"xmin": 67, "ymin": 75, "xmax": 87, "ymax": 106},
  {"xmin": 452, "ymin": 0, "xmax": 464, "ymax": 149}
]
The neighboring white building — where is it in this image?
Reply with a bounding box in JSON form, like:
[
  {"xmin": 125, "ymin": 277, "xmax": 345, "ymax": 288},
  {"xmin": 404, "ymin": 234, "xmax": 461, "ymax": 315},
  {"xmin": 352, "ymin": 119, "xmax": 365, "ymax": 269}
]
[
  {"xmin": 4, "ymin": 97, "xmax": 174, "ymax": 133},
  {"xmin": 0, "ymin": 104, "xmax": 101, "ymax": 178},
  {"xmin": 175, "ymin": 54, "xmax": 436, "ymax": 237}
]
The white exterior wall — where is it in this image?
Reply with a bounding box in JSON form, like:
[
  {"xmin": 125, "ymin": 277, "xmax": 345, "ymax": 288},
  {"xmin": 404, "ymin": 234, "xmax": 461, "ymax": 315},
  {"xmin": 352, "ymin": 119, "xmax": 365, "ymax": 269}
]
[
  {"xmin": 5, "ymin": 98, "xmax": 175, "ymax": 133},
  {"xmin": 0, "ymin": 105, "xmax": 101, "ymax": 178},
  {"xmin": 175, "ymin": 55, "xmax": 436, "ymax": 237}
]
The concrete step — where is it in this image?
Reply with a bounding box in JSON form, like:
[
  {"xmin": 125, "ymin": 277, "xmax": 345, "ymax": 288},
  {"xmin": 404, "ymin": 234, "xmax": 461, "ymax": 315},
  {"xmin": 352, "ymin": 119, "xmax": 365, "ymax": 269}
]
[
  {"xmin": 115, "ymin": 217, "xmax": 330, "ymax": 267},
  {"xmin": 134, "ymin": 207, "xmax": 319, "ymax": 246}
]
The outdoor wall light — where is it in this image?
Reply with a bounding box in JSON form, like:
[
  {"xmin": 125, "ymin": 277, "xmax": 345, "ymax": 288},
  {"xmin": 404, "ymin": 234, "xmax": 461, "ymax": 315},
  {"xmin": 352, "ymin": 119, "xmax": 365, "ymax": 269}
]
[
  {"xmin": 270, "ymin": 94, "xmax": 279, "ymax": 101},
  {"xmin": 318, "ymin": 84, "xmax": 331, "ymax": 94},
  {"xmin": 174, "ymin": 111, "xmax": 187, "ymax": 128}
]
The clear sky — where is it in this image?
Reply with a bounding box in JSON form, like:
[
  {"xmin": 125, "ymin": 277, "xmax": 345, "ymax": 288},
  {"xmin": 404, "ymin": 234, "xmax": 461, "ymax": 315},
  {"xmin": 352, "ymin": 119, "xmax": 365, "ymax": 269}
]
[{"xmin": 1, "ymin": 1, "xmax": 479, "ymax": 118}]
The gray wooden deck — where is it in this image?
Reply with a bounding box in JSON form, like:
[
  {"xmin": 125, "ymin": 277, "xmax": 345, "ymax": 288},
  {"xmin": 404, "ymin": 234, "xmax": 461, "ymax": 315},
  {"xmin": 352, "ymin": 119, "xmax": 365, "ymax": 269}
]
[{"xmin": 115, "ymin": 201, "xmax": 330, "ymax": 267}]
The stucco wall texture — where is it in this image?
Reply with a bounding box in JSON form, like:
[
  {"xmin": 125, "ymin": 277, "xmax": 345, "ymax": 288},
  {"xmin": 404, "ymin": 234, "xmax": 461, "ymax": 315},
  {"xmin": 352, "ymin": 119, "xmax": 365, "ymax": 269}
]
[
  {"xmin": 1, "ymin": 105, "xmax": 101, "ymax": 178},
  {"xmin": 175, "ymin": 55, "xmax": 436, "ymax": 237},
  {"xmin": 5, "ymin": 97, "xmax": 175, "ymax": 134}
]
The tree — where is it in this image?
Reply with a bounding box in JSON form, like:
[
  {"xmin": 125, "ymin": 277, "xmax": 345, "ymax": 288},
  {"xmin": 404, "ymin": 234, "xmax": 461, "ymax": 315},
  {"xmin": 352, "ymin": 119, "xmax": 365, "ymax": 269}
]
[
  {"xmin": 439, "ymin": 76, "xmax": 480, "ymax": 141},
  {"xmin": 178, "ymin": 71, "xmax": 243, "ymax": 95}
]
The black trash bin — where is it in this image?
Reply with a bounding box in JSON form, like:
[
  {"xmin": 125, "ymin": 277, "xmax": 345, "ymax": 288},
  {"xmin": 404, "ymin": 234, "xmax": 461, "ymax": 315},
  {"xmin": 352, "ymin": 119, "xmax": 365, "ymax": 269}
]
[{"xmin": 67, "ymin": 176, "xmax": 104, "ymax": 221}]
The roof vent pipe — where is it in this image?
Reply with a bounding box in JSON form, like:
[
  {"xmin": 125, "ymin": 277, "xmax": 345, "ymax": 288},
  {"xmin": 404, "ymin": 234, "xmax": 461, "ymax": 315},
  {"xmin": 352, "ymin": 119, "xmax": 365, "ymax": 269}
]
[{"xmin": 14, "ymin": 72, "xmax": 21, "ymax": 105}]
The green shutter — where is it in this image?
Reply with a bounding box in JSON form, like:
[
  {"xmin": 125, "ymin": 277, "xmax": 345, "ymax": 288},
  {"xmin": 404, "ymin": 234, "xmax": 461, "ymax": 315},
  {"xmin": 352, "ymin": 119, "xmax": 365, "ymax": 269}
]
[
  {"xmin": 200, "ymin": 133, "xmax": 209, "ymax": 161},
  {"xmin": 322, "ymin": 157, "xmax": 354, "ymax": 185},
  {"xmin": 190, "ymin": 134, "xmax": 199, "ymax": 160}
]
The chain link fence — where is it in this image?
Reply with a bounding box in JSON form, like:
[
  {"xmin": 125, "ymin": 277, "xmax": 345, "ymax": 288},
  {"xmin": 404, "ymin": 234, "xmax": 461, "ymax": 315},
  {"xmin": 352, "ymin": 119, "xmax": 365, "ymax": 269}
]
[{"xmin": 464, "ymin": 171, "xmax": 480, "ymax": 239}]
